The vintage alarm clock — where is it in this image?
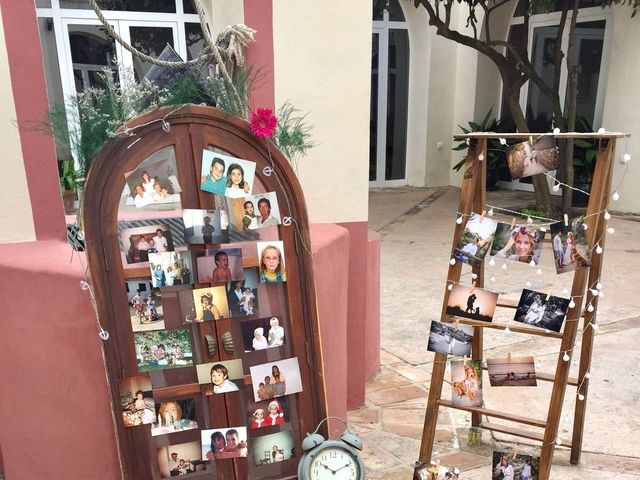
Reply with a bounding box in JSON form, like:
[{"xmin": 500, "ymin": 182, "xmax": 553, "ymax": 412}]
[{"xmin": 297, "ymin": 417, "xmax": 365, "ymax": 480}]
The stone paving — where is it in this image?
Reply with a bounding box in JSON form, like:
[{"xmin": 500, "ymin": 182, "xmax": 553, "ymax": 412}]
[{"xmin": 348, "ymin": 187, "xmax": 640, "ymax": 479}]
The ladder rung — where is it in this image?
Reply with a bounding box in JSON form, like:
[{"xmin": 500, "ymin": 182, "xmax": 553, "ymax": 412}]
[
  {"xmin": 535, "ymin": 372, "xmax": 579, "ymax": 386},
  {"xmin": 443, "ymin": 316, "xmax": 564, "ymax": 339},
  {"xmin": 497, "ymin": 298, "xmax": 519, "ymax": 308},
  {"xmin": 480, "ymin": 422, "xmax": 573, "ymax": 448},
  {"xmin": 438, "ymin": 400, "xmax": 546, "ymax": 428}
]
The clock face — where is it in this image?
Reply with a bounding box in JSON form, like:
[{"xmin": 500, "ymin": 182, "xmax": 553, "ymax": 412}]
[{"xmin": 308, "ymin": 446, "xmax": 361, "ymax": 480}]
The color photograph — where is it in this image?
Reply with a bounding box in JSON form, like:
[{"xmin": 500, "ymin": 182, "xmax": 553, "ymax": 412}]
[
  {"xmin": 200, "ymin": 150, "xmax": 256, "ymax": 198},
  {"xmin": 451, "ymin": 359, "xmax": 483, "ymax": 408},
  {"xmin": 127, "ymin": 284, "xmax": 164, "ymax": 332},
  {"xmin": 119, "ymin": 374, "xmax": 155, "ymax": 427},
  {"xmin": 550, "ymin": 217, "xmax": 592, "ymax": 274},
  {"xmin": 415, "ymin": 462, "xmax": 460, "ymax": 480},
  {"xmin": 246, "ymin": 396, "xmax": 290, "ymax": 429},
  {"xmin": 134, "ymin": 329, "xmax": 193, "ymax": 372},
  {"xmin": 148, "ymin": 250, "xmax": 194, "ymax": 288},
  {"xmin": 182, "ymin": 208, "xmax": 229, "ymax": 245},
  {"xmin": 119, "ymin": 220, "xmax": 183, "ymax": 264},
  {"xmin": 487, "ymin": 356, "xmax": 537, "ymax": 386},
  {"xmin": 514, "ymin": 289, "xmax": 570, "ymax": 332},
  {"xmin": 201, "ymin": 427, "xmax": 248, "ymax": 460},
  {"xmin": 492, "ymin": 451, "xmax": 539, "ymax": 480},
  {"xmin": 251, "ymin": 431, "xmax": 295, "ymax": 466},
  {"xmin": 427, "ymin": 321, "xmax": 473, "ymax": 356},
  {"xmin": 453, "ymin": 213, "xmax": 498, "ymax": 268},
  {"xmin": 195, "ymin": 247, "xmax": 244, "ymax": 284},
  {"xmin": 507, "ymin": 136, "xmax": 559, "ymax": 180},
  {"xmin": 249, "ymin": 357, "xmax": 303, "ymax": 402},
  {"xmin": 446, "ymin": 284, "xmax": 498, "ymax": 322},
  {"xmin": 228, "ymin": 191, "xmax": 282, "ymax": 231},
  {"xmin": 151, "ymin": 398, "xmax": 199, "ymax": 437},
  {"xmin": 157, "ymin": 441, "xmax": 202, "ymax": 478},
  {"xmin": 226, "ymin": 269, "xmax": 260, "ymax": 317},
  {"xmin": 490, "ymin": 223, "xmax": 546, "ymax": 265},
  {"xmin": 257, "ymin": 241, "xmax": 287, "ymax": 284},
  {"xmin": 240, "ymin": 316, "xmax": 285, "ymax": 352},
  {"xmin": 191, "ymin": 285, "xmax": 229, "ymax": 321},
  {"xmin": 196, "ymin": 360, "xmax": 244, "ymax": 395},
  {"xmin": 122, "ymin": 147, "xmax": 182, "ymax": 210}
]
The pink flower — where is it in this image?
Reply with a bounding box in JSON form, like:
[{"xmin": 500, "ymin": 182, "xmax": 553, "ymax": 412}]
[{"xmin": 250, "ymin": 108, "xmax": 277, "ymax": 138}]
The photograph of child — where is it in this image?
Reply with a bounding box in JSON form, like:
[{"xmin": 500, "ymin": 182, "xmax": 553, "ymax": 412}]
[
  {"xmin": 196, "ymin": 360, "xmax": 244, "ymax": 395},
  {"xmin": 240, "ymin": 316, "xmax": 285, "ymax": 352},
  {"xmin": 157, "ymin": 441, "xmax": 201, "ymax": 478},
  {"xmin": 492, "ymin": 451, "xmax": 539, "ymax": 480},
  {"xmin": 148, "ymin": 250, "xmax": 193, "ymax": 288},
  {"xmin": 414, "ymin": 461, "xmax": 460, "ymax": 480},
  {"xmin": 246, "ymin": 396, "xmax": 290, "ymax": 429},
  {"xmin": 549, "ymin": 217, "xmax": 592, "ymax": 274},
  {"xmin": 122, "ymin": 148, "xmax": 182, "ymax": 210},
  {"xmin": 451, "ymin": 359, "xmax": 483, "ymax": 408},
  {"xmin": 453, "ymin": 213, "xmax": 498, "ymax": 268},
  {"xmin": 507, "ymin": 136, "xmax": 559, "ymax": 180},
  {"xmin": 182, "ymin": 208, "xmax": 229, "ymax": 245},
  {"xmin": 249, "ymin": 357, "xmax": 303, "ymax": 402},
  {"xmin": 250, "ymin": 431, "xmax": 295, "ymax": 466},
  {"xmin": 200, "ymin": 150, "xmax": 228, "ymax": 195},
  {"xmin": 224, "ymin": 157, "xmax": 257, "ymax": 198},
  {"xmin": 191, "ymin": 286, "xmax": 229, "ymax": 321},
  {"xmin": 514, "ymin": 289, "xmax": 570, "ymax": 332},
  {"xmin": 196, "ymin": 248, "xmax": 244, "ymax": 284},
  {"xmin": 134, "ymin": 329, "xmax": 193, "ymax": 372},
  {"xmin": 226, "ymin": 269, "xmax": 260, "ymax": 317},
  {"xmin": 427, "ymin": 321, "xmax": 473, "ymax": 356},
  {"xmin": 490, "ymin": 223, "xmax": 546, "ymax": 265},
  {"xmin": 119, "ymin": 374, "xmax": 155, "ymax": 427},
  {"xmin": 128, "ymin": 286, "xmax": 164, "ymax": 332},
  {"xmin": 446, "ymin": 284, "xmax": 498, "ymax": 322},
  {"xmin": 151, "ymin": 398, "xmax": 198, "ymax": 437},
  {"xmin": 202, "ymin": 427, "xmax": 248, "ymax": 460},
  {"xmin": 257, "ymin": 241, "xmax": 287, "ymax": 284},
  {"xmin": 487, "ymin": 356, "xmax": 537, "ymax": 386},
  {"xmin": 119, "ymin": 220, "xmax": 184, "ymax": 264}
]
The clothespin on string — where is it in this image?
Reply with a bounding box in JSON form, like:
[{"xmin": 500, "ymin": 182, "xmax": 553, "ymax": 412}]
[
  {"xmin": 511, "ymin": 217, "xmax": 516, "ymax": 229},
  {"xmin": 564, "ymin": 214, "xmax": 569, "ymax": 227},
  {"xmin": 463, "ymin": 355, "xmax": 468, "ymax": 366},
  {"xmin": 479, "ymin": 210, "xmax": 486, "ymax": 223},
  {"xmin": 507, "ymin": 351, "xmax": 512, "ymax": 363},
  {"xmin": 454, "ymin": 318, "xmax": 460, "ymax": 331}
]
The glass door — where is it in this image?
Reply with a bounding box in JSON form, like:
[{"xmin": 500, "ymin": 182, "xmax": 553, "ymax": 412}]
[{"xmin": 118, "ymin": 21, "xmax": 179, "ymax": 82}]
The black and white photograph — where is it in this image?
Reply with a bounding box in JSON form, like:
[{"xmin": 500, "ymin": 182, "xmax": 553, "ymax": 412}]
[
  {"xmin": 514, "ymin": 289, "xmax": 570, "ymax": 332},
  {"xmin": 122, "ymin": 146, "xmax": 182, "ymax": 210},
  {"xmin": 490, "ymin": 223, "xmax": 546, "ymax": 265},
  {"xmin": 427, "ymin": 321, "xmax": 473, "ymax": 356},
  {"xmin": 250, "ymin": 431, "xmax": 295, "ymax": 465},
  {"xmin": 451, "ymin": 359, "xmax": 483, "ymax": 408},
  {"xmin": 453, "ymin": 213, "xmax": 498, "ymax": 268},
  {"xmin": 492, "ymin": 450, "xmax": 539, "ymax": 480},
  {"xmin": 487, "ymin": 355, "xmax": 537, "ymax": 386},
  {"xmin": 240, "ymin": 316, "xmax": 285, "ymax": 352},
  {"xmin": 182, "ymin": 208, "xmax": 229, "ymax": 245},
  {"xmin": 195, "ymin": 248, "xmax": 244, "ymax": 284},
  {"xmin": 148, "ymin": 250, "xmax": 194, "ymax": 288},
  {"xmin": 249, "ymin": 357, "xmax": 303, "ymax": 402},
  {"xmin": 446, "ymin": 284, "xmax": 498, "ymax": 322},
  {"xmin": 118, "ymin": 218, "xmax": 185, "ymax": 264},
  {"xmin": 550, "ymin": 217, "xmax": 592, "ymax": 274},
  {"xmin": 227, "ymin": 191, "xmax": 282, "ymax": 231},
  {"xmin": 226, "ymin": 268, "xmax": 260, "ymax": 317}
]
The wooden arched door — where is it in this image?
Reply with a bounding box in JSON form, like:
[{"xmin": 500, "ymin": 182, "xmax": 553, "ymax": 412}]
[{"xmin": 83, "ymin": 106, "xmax": 327, "ymax": 479}]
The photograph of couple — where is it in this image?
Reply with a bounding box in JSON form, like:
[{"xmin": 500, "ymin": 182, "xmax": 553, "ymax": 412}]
[{"xmin": 550, "ymin": 217, "xmax": 592, "ymax": 274}]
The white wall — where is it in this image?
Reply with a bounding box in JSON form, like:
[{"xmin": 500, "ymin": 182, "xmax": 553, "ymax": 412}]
[
  {"xmin": 0, "ymin": 6, "xmax": 36, "ymax": 243},
  {"xmin": 272, "ymin": 1, "xmax": 371, "ymax": 224}
]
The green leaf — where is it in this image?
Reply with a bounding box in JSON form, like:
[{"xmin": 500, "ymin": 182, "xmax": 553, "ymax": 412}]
[{"xmin": 574, "ymin": 139, "xmax": 593, "ymax": 148}]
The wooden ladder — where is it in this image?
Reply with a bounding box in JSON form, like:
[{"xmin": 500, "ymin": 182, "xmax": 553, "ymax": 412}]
[{"xmin": 416, "ymin": 132, "xmax": 624, "ymax": 480}]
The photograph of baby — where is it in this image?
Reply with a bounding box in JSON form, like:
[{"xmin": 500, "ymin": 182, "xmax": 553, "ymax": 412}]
[
  {"xmin": 487, "ymin": 356, "xmax": 537, "ymax": 386},
  {"xmin": 228, "ymin": 192, "xmax": 282, "ymax": 231},
  {"xmin": 427, "ymin": 321, "xmax": 473, "ymax": 356},
  {"xmin": 446, "ymin": 284, "xmax": 498, "ymax": 322},
  {"xmin": 196, "ymin": 248, "xmax": 244, "ymax": 284},
  {"xmin": 128, "ymin": 284, "xmax": 164, "ymax": 332},
  {"xmin": 507, "ymin": 136, "xmax": 559, "ymax": 180},
  {"xmin": 226, "ymin": 269, "xmax": 260, "ymax": 317},
  {"xmin": 119, "ymin": 220, "xmax": 184, "ymax": 264},
  {"xmin": 157, "ymin": 441, "xmax": 202, "ymax": 478},
  {"xmin": 148, "ymin": 250, "xmax": 194, "ymax": 288},
  {"xmin": 550, "ymin": 217, "xmax": 592, "ymax": 274},
  {"xmin": 196, "ymin": 359, "xmax": 244, "ymax": 395},
  {"xmin": 119, "ymin": 374, "xmax": 155, "ymax": 427},
  {"xmin": 490, "ymin": 223, "xmax": 546, "ymax": 265},
  {"xmin": 122, "ymin": 147, "xmax": 182, "ymax": 210},
  {"xmin": 493, "ymin": 450, "xmax": 539, "ymax": 480},
  {"xmin": 151, "ymin": 398, "xmax": 198, "ymax": 437},
  {"xmin": 134, "ymin": 329, "xmax": 193, "ymax": 372},
  {"xmin": 251, "ymin": 431, "xmax": 295, "ymax": 466},
  {"xmin": 200, "ymin": 150, "xmax": 256, "ymax": 198},
  {"xmin": 249, "ymin": 357, "xmax": 303, "ymax": 402},
  {"xmin": 241, "ymin": 316, "xmax": 285, "ymax": 352},
  {"xmin": 451, "ymin": 359, "xmax": 483, "ymax": 408},
  {"xmin": 514, "ymin": 289, "xmax": 570, "ymax": 332},
  {"xmin": 191, "ymin": 286, "xmax": 229, "ymax": 321},
  {"xmin": 182, "ymin": 208, "xmax": 229, "ymax": 245},
  {"xmin": 202, "ymin": 427, "xmax": 248, "ymax": 460},
  {"xmin": 453, "ymin": 213, "xmax": 498, "ymax": 268},
  {"xmin": 414, "ymin": 461, "xmax": 460, "ymax": 480},
  {"xmin": 246, "ymin": 396, "xmax": 290, "ymax": 429},
  {"xmin": 257, "ymin": 241, "xmax": 287, "ymax": 284}
]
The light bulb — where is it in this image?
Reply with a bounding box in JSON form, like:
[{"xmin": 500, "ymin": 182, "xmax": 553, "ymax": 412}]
[
  {"xmin": 585, "ymin": 371, "xmax": 591, "ymax": 379},
  {"xmin": 536, "ymin": 268, "xmax": 542, "ymax": 275},
  {"xmin": 607, "ymin": 227, "xmax": 615, "ymax": 234},
  {"xmin": 569, "ymin": 299, "xmax": 576, "ymax": 308},
  {"xmin": 450, "ymin": 258, "xmax": 457, "ymax": 265},
  {"xmin": 553, "ymin": 183, "xmax": 560, "ymax": 192},
  {"xmin": 504, "ymin": 325, "xmax": 511, "ymax": 334},
  {"xmin": 587, "ymin": 304, "xmax": 595, "ymax": 313},
  {"xmin": 612, "ymin": 191, "xmax": 620, "ymax": 201},
  {"xmin": 553, "ymin": 127, "xmax": 560, "ymax": 134},
  {"xmin": 526, "ymin": 280, "xmax": 532, "ymax": 287},
  {"xmin": 597, "ymin": 127, "xmax": 606, "ymax": 133},
  {"xmin": 582, "ymin": 223, "xmax": 588, "ymax": 231},
  {"xmin": 604, "ymin": 210, "xmax": 611, "ymax": 220},
  {"xmin": 622, "ymin": 153, "xmax": 631, "ymax": 163},
  {"xmin": 447, "ymin": 284, "xmax": 453, "ymax": 291},
  {"xmin": 596, "ymin": 282, "xmax": 603, "ymax": 290},
  {"xmin": 456, "ymin": 216, "xmax": 463, "ymax": 224},
  {"xmin": 501, "ymin": 263, "xmax": 508, "ymax": 270},
  {"xmin": 488, "ymin": 208, "xmax": 494, "ymax": 216},
  {"xmin": 591, "ymin": 322, "xmax": 600, "ymax": 331},
  {"xmin": 590, "ymin": 289, "xmax": 599, "ymax": 297},
  {"xmin": 577, "ymin": 393, "xmax": 585, "ymax": 401},
  {"xmin": 595, "ymin": 244, "xmax": 603, "ymax": 254},
  {"xmin": 563, "ymin": 352, "xmax": 570, "ymax": 362},
  {"xmin": 527, "ymin": 216, "xmax": 533, "ymax": 224},
  {"xmin": 471, "ymin": 273, "xmax": 478, "ymax": 280},
  {"xmin": 598, "ymin": 291, "xmax": 604, "ymax": 298},
  {"xmin": 499, "ymin": 138, "xmax": 507, "ymax": 145},
  {"xmin": 80, "ymin": 280, "xmax": 90, "ymax": 291},
  {"xmin": 478, "ymin": 154, "xmax": 485, "ymax": 161},
  {"xmin": 529, "ymin": 260, "xmax": 536, "ymax": 267},
  {"xmin": 489, "ymin": 258, "xmax": 496, "ymax": 267},
  {"xmin": 490, "ymin": 275, "xmax": 496, "ymax": 283},
  {"xmin": 563, "ymin": 288, "xmax": 569, "ymax": 295}
]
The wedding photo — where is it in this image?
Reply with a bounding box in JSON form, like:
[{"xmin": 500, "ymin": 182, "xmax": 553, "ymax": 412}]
[
  {"xmin": 446, "ymin": 284, "xmax": 498, "ymax": 322},
  {"xmin": 487, "ymin": 356, "xmax": 537, "ymax": 386},
  {"xmin": 453, "ymin": 213, "xmax": 498, "ymax": 268},
  {"xmin": 514, "ymin": 289, "xmax": 570, "ymax": 332},
  {"xmin": 550, "ymin": 217, "xmax": 592, "ymax": 274},
  {"xmin": 427, "ymin": 321, "xmax": 473, "ymax": 356}
]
